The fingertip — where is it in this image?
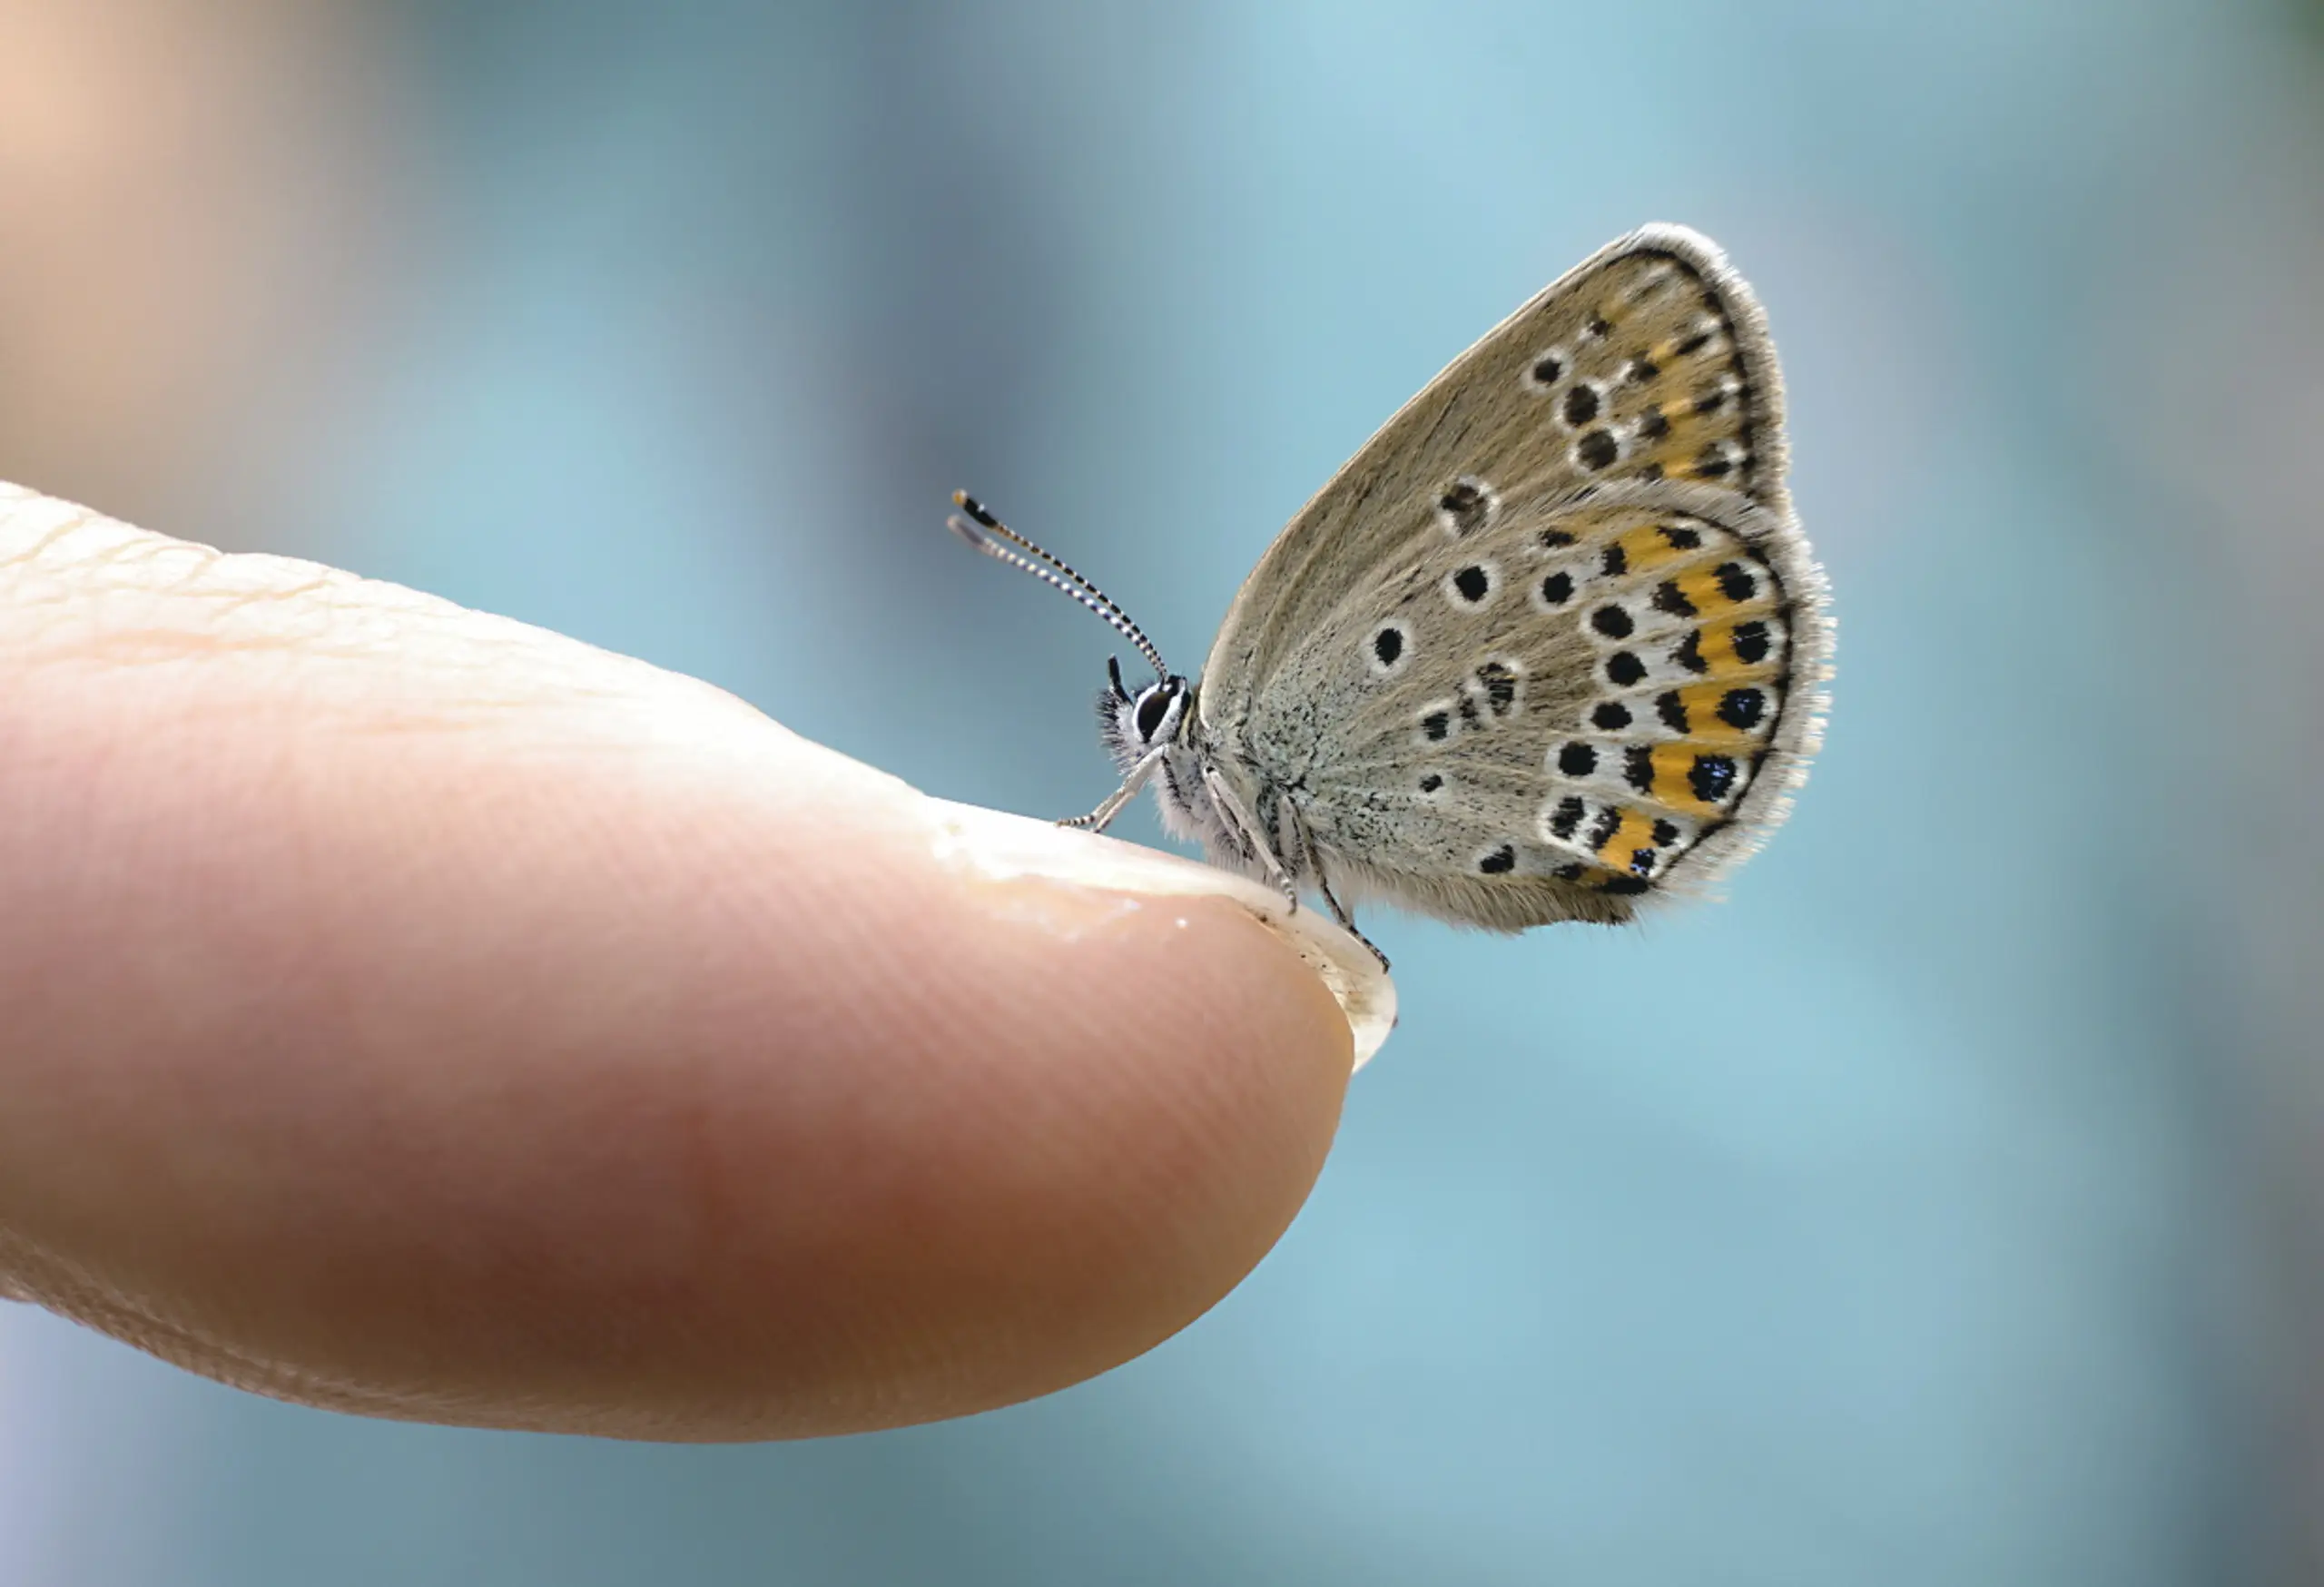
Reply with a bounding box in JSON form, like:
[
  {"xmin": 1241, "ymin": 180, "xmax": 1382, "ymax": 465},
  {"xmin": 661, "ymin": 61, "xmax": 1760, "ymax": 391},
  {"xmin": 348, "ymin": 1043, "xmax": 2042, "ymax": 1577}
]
[
  {"xmin": 915, "ymin": 798, "xmax": 1395, "ymax": 1070},
  {"xmin": 0, "ymin": 489, "xmax": 1392, "ymax": 1434},
  {"xmin": 584, "ymin": 776, "xmax": 1369, "ymax": 1435}
]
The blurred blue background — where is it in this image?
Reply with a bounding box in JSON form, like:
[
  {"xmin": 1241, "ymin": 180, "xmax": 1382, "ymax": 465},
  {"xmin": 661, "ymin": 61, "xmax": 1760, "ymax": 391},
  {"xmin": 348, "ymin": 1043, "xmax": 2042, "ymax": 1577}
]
[{"xmin": 4, "ymin": 1, "xmax": 2321, "ymax": 1582}]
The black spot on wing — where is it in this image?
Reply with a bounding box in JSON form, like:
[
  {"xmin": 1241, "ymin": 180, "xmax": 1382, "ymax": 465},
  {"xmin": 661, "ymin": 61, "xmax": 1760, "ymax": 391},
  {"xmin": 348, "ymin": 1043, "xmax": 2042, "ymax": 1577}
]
[
  {"xmin": 1548, "ymin": 797, "xmax": 1585, "ymax": 840},
  {"xmin": 1716, "ymin": 686, "xmax": 1766, "ymax": 730},
  {"xmin": 1623, "ymin": 746, "xmax": 1654, "ymax": 794},
  {"xmin": 1474, "ymin": 661, "xmax": 1519, "ymax": 716},
  {"xmin": 1689, "ymin": 754, "xmax": 1738, "ymax": 804},
  {"xmin": 1438, "ymin": 478, "xmax": 1492, "ymax": 535},
  {"xmin": 1590, "ymin": 606, "xmax": 1634, "ymax": 639}
]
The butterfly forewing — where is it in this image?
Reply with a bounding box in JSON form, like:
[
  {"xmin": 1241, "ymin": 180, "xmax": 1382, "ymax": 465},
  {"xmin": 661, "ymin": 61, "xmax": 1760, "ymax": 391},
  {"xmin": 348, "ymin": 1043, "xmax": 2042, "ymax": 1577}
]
[{"xmin": 1200, "ymin": 224, "xmax": 1793, "ymax": 728}]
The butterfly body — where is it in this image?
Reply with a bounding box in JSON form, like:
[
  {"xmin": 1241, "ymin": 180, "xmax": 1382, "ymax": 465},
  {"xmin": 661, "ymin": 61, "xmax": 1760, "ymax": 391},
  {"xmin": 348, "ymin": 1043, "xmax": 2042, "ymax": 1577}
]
[{"xmin": 957, "ymin": 223, "xmax": 1829, "ymax": 960}]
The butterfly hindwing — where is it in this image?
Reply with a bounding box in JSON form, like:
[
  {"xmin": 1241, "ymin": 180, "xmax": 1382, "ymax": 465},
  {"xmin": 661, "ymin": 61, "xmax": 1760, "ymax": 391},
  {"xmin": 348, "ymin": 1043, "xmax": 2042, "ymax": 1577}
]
[{"xmin": 1229, "ymin": 474, "xmax": 1827, "ymax": 929}]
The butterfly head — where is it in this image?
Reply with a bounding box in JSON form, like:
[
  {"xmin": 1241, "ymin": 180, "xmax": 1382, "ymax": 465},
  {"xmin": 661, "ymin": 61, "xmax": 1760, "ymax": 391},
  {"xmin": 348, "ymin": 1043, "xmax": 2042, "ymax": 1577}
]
[{"xmin": 1098, "ymin": 654, "xmax": 1195, "ymax": 771}]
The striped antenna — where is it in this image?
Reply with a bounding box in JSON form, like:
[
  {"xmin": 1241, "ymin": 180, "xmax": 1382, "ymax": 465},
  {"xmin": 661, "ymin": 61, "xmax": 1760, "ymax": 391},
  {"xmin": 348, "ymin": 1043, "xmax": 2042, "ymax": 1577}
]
[{"xmin": 944, "ymin": 491, "xmax": 1171, "ymax": 680}]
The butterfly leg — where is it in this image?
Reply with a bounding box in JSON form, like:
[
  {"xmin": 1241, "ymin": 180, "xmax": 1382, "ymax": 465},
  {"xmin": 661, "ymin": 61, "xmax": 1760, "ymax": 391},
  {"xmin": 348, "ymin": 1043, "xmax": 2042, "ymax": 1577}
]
[
  {"xmin": 1060, "ymin": 744, "xmax": 1167, "ymax": 833},
  {"xmin": 1312, "ymin": 867, "xmax": 1389, "ymax": 970},
  {"xmin": 1288, "ymin": 807, "xmax": 1391, "ymax": 971},
  {"xmin": 1200, "ymin": 764, "xmax": 1298, "ymax": 912}
]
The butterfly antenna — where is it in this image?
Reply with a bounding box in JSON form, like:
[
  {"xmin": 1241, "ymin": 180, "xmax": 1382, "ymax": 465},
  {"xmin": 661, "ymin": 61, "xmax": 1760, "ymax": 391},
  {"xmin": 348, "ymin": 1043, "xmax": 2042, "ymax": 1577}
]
[{"xmin": 946, "ymin": 491, "xmax": 1171, "ymax": 679}]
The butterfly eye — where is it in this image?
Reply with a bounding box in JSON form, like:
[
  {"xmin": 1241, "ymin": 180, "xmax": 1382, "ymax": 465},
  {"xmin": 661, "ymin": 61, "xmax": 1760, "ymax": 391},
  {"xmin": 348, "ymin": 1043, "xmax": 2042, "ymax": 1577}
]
[{"xmin": 1134, "ymin": 688, "xmax": 1171, "ymax": 742}]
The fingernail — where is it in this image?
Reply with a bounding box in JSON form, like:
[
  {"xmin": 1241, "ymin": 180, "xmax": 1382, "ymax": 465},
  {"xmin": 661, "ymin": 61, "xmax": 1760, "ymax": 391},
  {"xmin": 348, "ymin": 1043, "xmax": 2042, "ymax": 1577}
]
[{"xmin": 923, "ymin": 798, "xmax": 1397, "ymax": 1069}]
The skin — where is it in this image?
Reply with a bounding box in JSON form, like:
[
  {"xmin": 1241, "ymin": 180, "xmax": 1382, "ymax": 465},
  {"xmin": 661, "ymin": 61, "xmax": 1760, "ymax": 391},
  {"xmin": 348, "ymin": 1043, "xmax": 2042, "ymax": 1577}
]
[{"xmin": 0, "ymin": 484, "xmax": 1354, "ymax": 1442}]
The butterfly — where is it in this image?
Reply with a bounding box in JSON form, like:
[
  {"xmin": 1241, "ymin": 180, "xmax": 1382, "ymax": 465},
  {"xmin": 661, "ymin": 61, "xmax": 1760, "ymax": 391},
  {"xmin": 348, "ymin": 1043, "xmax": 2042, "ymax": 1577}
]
[{"xmin": 949, "ymin": 224, "xmax": 1831, "ymax": 968}]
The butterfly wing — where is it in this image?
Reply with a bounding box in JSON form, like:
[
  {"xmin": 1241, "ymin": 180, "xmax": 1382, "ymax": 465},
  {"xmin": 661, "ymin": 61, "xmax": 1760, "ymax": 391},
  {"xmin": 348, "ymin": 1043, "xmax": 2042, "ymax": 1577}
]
[{"xmin": 1198, "ymin": 226, "xmax": 1830, "ymax": 927}]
